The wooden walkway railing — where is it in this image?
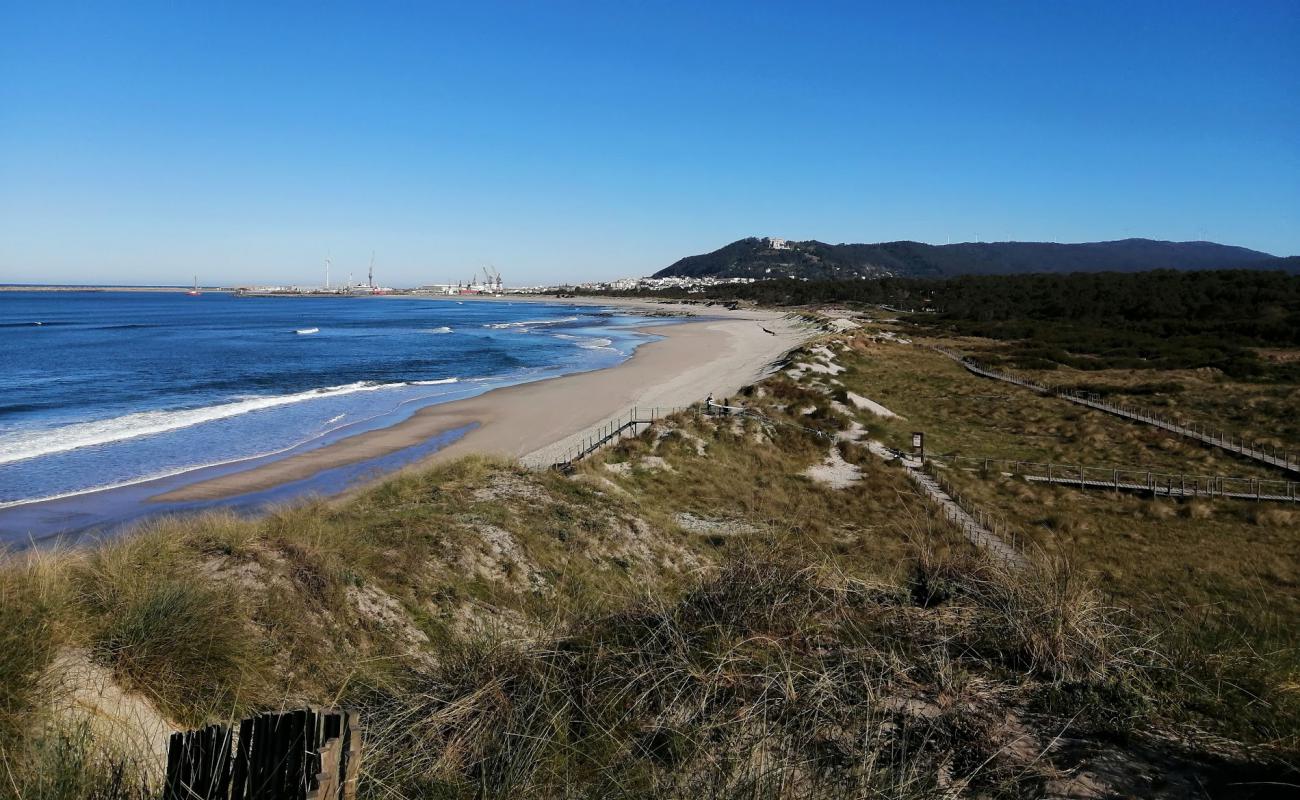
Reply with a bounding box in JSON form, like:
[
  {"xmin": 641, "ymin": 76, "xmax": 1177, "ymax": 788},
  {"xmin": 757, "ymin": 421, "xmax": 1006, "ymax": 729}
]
[
  {"xmin": 945, "ymin": 455, "xmax": 1299, "ymax": 503},
  {"xmin": 865, "ymin": 441, "xmax": 1025, "ymax": 565},
  {"xmin": 933, "ymin": 347, "xmax": 1300, "ymax": 475},
  {"xmin": 920, "ymin": 461, "xmax": 1025, "ymax": 565},
  {"xmin": 551, "ymin": 406, "xmax": 690, "ymax": 470}
]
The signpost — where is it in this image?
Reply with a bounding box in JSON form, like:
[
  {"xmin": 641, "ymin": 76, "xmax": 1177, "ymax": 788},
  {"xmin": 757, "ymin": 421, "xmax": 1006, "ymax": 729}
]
[{"xmin": 912, "ymin": 431, "xmax": 924, "ymax": 462}]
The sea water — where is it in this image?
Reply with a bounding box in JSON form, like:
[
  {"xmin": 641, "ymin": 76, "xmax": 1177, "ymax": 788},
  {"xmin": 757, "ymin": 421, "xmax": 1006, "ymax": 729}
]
[{"xmin": 0, "ymin": 291, "xmax": 666, "ymax": 541}]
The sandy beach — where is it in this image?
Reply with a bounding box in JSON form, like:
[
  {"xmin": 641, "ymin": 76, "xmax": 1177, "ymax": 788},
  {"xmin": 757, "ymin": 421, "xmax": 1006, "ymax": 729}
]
[{"xmin": 150, "ymin": 303, "xmax": 808, "ymax": 503}]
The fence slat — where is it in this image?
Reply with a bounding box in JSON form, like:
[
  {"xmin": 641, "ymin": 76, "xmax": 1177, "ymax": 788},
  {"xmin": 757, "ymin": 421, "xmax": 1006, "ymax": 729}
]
[{"xmin": 167, "ymin": 709, "xmax": 361, "ymax": 800}]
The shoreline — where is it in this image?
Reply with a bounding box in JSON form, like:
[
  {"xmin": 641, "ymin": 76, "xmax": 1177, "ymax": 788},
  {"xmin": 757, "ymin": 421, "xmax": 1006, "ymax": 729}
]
[{"xmin": 150, "ymin": 307, "xmax": 807, "ymax": 503}]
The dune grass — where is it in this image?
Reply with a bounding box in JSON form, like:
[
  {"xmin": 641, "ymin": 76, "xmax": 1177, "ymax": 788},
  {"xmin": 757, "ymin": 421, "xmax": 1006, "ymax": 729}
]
[
  {"xmin": 0, "ymin": 554, "xmax": 63, "ymax": 745},
  {"xmin": 933, "ymin": 465, "xmax": 1300, "ymax": 748},
  {"xmin": 352, "ymin": 547, "xmax": 1162, "ymax": 799},
  {"xmin": 839, "ymin": 337, "xmax": 1286, "ymax": 479},
  {"xmin": 772, "ymin": 328, "xmax": 1300, "ymax": 750},
  {"xmin": 2, "ymin": 325, "xmax": 1297, "ymax": 797},
  {"xmin": 967, "ymin": 341, "xmax": 1300, "ymax": 453}
]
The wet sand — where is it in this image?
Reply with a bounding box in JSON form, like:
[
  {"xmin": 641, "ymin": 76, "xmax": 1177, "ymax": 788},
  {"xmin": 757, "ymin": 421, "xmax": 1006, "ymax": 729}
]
[{"xmin": 151, "ymin": 307, "xmax": 808, "ymax": 503}]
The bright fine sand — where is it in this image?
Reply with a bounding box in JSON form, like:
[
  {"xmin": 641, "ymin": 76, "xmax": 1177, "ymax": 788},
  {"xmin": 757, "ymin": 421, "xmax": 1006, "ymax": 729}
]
[{"xmin": 151, "ymin": 303, "xmax": 809, "ymax": 503}]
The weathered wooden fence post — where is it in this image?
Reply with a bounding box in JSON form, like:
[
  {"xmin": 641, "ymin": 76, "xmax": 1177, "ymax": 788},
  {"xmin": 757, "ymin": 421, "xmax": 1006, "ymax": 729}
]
[{"xmin": 165, "ymin": 708, "xmax": 362, "ymax": 800}]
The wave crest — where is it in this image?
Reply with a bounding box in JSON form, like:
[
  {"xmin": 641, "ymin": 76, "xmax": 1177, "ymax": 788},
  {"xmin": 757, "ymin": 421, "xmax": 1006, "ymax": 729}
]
[
  {"xmin": 484, "ymin": 316, "xmax": 580, "ymax": 330},
  {"xmin": 0, "ymin": 379, "xmax": 457, "ymax": 466}
]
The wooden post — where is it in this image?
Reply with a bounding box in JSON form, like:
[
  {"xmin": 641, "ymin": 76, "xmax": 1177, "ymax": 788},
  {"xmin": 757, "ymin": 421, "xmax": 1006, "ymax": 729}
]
[{"xmin": 167, "ymin": 708, "xmax": 362, "ymax": 800}]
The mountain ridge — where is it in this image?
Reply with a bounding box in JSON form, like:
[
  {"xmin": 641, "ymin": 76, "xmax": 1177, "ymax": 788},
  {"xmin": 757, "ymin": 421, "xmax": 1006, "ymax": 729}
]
[{"xmin": 654, "ymin": 237, "xmax": 1293, "ymax": 280}]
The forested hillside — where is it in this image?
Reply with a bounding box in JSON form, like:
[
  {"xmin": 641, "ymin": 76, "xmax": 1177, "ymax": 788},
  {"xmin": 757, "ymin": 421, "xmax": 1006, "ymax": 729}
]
[{"xmin": 655, "ymin": 237, "xmax": 1292, "ymax": 279}]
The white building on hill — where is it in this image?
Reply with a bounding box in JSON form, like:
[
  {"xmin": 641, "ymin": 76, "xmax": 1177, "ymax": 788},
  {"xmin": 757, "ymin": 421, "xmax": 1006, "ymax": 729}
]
[{"xmin": 767, "ymin": 236, "xmax": 790, "ymax": 250}]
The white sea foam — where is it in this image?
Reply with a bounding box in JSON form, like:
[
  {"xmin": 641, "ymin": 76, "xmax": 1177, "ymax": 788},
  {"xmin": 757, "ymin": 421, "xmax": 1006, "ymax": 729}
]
[
  {"xmin": 484, "ymin": 316, "xmax": 580, "ymax": 330},
  {"xmin": 422, "ymin": 326, "xmax": 453, "ymax": 334},
  {"xmin": 408, "ymin": 377, "xmax": 460, "ymax": 386},
  {"xmin": 0, "ymin": 377, "xmax": 474, "ymax": 509},
  {"xmin": 0, "ymin": 380, "xmax": 429, "ymax": 466},
  {"xmin": 553, "ymin": 333, "xmax": 618, "ymax": 351}
]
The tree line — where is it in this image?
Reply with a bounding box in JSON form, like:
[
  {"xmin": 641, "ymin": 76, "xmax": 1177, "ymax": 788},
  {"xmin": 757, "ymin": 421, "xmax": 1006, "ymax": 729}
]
[{"xmin": 593, "ymin": 270, "xmax": 1300, "ymax": 379}]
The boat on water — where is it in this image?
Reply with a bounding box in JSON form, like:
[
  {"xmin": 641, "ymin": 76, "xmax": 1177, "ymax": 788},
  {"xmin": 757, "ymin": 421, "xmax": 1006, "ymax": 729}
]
[
  {"xmin": 295, "ymin": 327, "xmax": 320, "ymax": 335},
  {"xmin": 187, "ymin": 275, "xmax": 201, "ymax": 296}
]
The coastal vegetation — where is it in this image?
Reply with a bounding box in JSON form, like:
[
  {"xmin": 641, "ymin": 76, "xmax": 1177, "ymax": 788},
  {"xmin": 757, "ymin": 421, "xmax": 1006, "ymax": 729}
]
[
  {"xmin": 2, "ymin": 321, "xmax": 1297, "ymax": 797},
  {"xmin": 606, "ymin": 270, "xmax": 1300, "ymax": 382}
]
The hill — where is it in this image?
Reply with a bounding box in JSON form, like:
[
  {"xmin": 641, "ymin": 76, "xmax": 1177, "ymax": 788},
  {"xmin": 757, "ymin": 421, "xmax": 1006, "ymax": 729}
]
[{"xmin": 654, "ymin": 237, "xmax": 1291, "ymax": 279}]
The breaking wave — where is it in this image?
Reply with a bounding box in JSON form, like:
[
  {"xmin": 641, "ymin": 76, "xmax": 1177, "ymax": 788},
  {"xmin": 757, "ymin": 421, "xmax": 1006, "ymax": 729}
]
[
  {"xmin": 0, "ymin": 379, "xmax": 459, "ymax": 466},
  {"xmin": 408, "ymin": 377, "xmax": 460, "ymax": 386},
  {"xmin": 484, "ymin": 316, "xmax": 580, "ymax": 330}
]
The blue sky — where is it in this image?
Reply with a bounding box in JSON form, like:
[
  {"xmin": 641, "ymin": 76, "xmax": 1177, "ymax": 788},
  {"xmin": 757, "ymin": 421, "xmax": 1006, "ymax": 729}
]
[{"xmin": 1, "ymin": 1, "xmax": 1296, "ymax": 286}]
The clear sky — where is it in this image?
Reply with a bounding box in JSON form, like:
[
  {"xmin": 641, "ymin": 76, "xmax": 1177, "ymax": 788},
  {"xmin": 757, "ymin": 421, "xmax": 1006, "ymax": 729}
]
[{"xmin": 1, "ymin": 1, "xmax": 1296, "ymax": 286}]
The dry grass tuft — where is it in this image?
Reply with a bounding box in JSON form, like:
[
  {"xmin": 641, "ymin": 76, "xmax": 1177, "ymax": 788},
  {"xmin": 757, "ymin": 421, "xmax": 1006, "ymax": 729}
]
[
  {"xmin": 0, "ymin": 551, "xmax": 65, "ymax": 745},
  {"xmin": 1250, "ymin": 508, "xmax": 1296, "ymax": 528},
  {"xmin": 356, "ymin": 552, "xmax": 1062, "ymax": 798}
]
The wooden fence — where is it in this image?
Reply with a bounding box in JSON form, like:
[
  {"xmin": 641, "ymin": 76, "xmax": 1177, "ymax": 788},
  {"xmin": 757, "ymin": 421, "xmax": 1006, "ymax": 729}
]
[
  {"xmin": 932, "ymin": 347, "xmax": 1300, "ymax": 475},
  {"xmin": 550, "ymin": 406, "xmax": 689, "ymax": 470},
  {"xmin": 164, "ymin": 708, "xmax": 361, "ymax": 800},
  {"xmin": 945, "ymin": 455, "xmax": 1299, "ymax": 503},
  {"xmin": 920, "ymin": 460, "xmax": 1026, "ymax": 562}
]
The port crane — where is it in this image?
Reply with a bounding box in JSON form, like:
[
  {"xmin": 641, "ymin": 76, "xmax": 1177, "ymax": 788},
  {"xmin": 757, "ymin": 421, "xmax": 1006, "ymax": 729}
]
[{"xmin": 481, "ymin": 265, "xmax": 503, "ymax": 292}]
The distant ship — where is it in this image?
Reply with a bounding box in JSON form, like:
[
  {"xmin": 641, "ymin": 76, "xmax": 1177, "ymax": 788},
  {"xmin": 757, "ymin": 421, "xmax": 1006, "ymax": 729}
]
[{"xmin": 187, "ymin": 276, "xmax": 201, "ymax": 296}]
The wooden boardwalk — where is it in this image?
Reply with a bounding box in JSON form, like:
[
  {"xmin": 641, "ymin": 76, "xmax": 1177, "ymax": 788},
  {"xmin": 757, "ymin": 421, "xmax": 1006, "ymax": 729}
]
[
  {"xmin": 933, "ymin": 347, "xmax": 1300, "ymax": 476},
  {"xmin": 1021, "ymin": 473, "xmax": 1297, "ymax": 502},
  {"xmin": 944, "ymin": 456, "xmax": 1299, "ymax": 503},
  {"xmin": 867, "ymin": 442, "xmax": 1024, "ymax": 566}
]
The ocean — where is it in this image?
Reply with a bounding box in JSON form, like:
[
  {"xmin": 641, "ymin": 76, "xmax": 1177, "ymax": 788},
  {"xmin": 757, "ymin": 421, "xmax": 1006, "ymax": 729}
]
[{"xmin": 0, "ymin": 291, "xmax": 666, "ymax": 543}]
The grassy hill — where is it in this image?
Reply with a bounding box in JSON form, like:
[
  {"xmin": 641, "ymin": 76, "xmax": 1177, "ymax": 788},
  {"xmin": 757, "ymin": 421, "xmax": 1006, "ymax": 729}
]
[
  {"xmin": 655, "ymin": 237, "xmax": 1291, "ymax": 280},
  {"xmin": 2, "ymin": 321, "xmax": 1297, "ymax": 798}
]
